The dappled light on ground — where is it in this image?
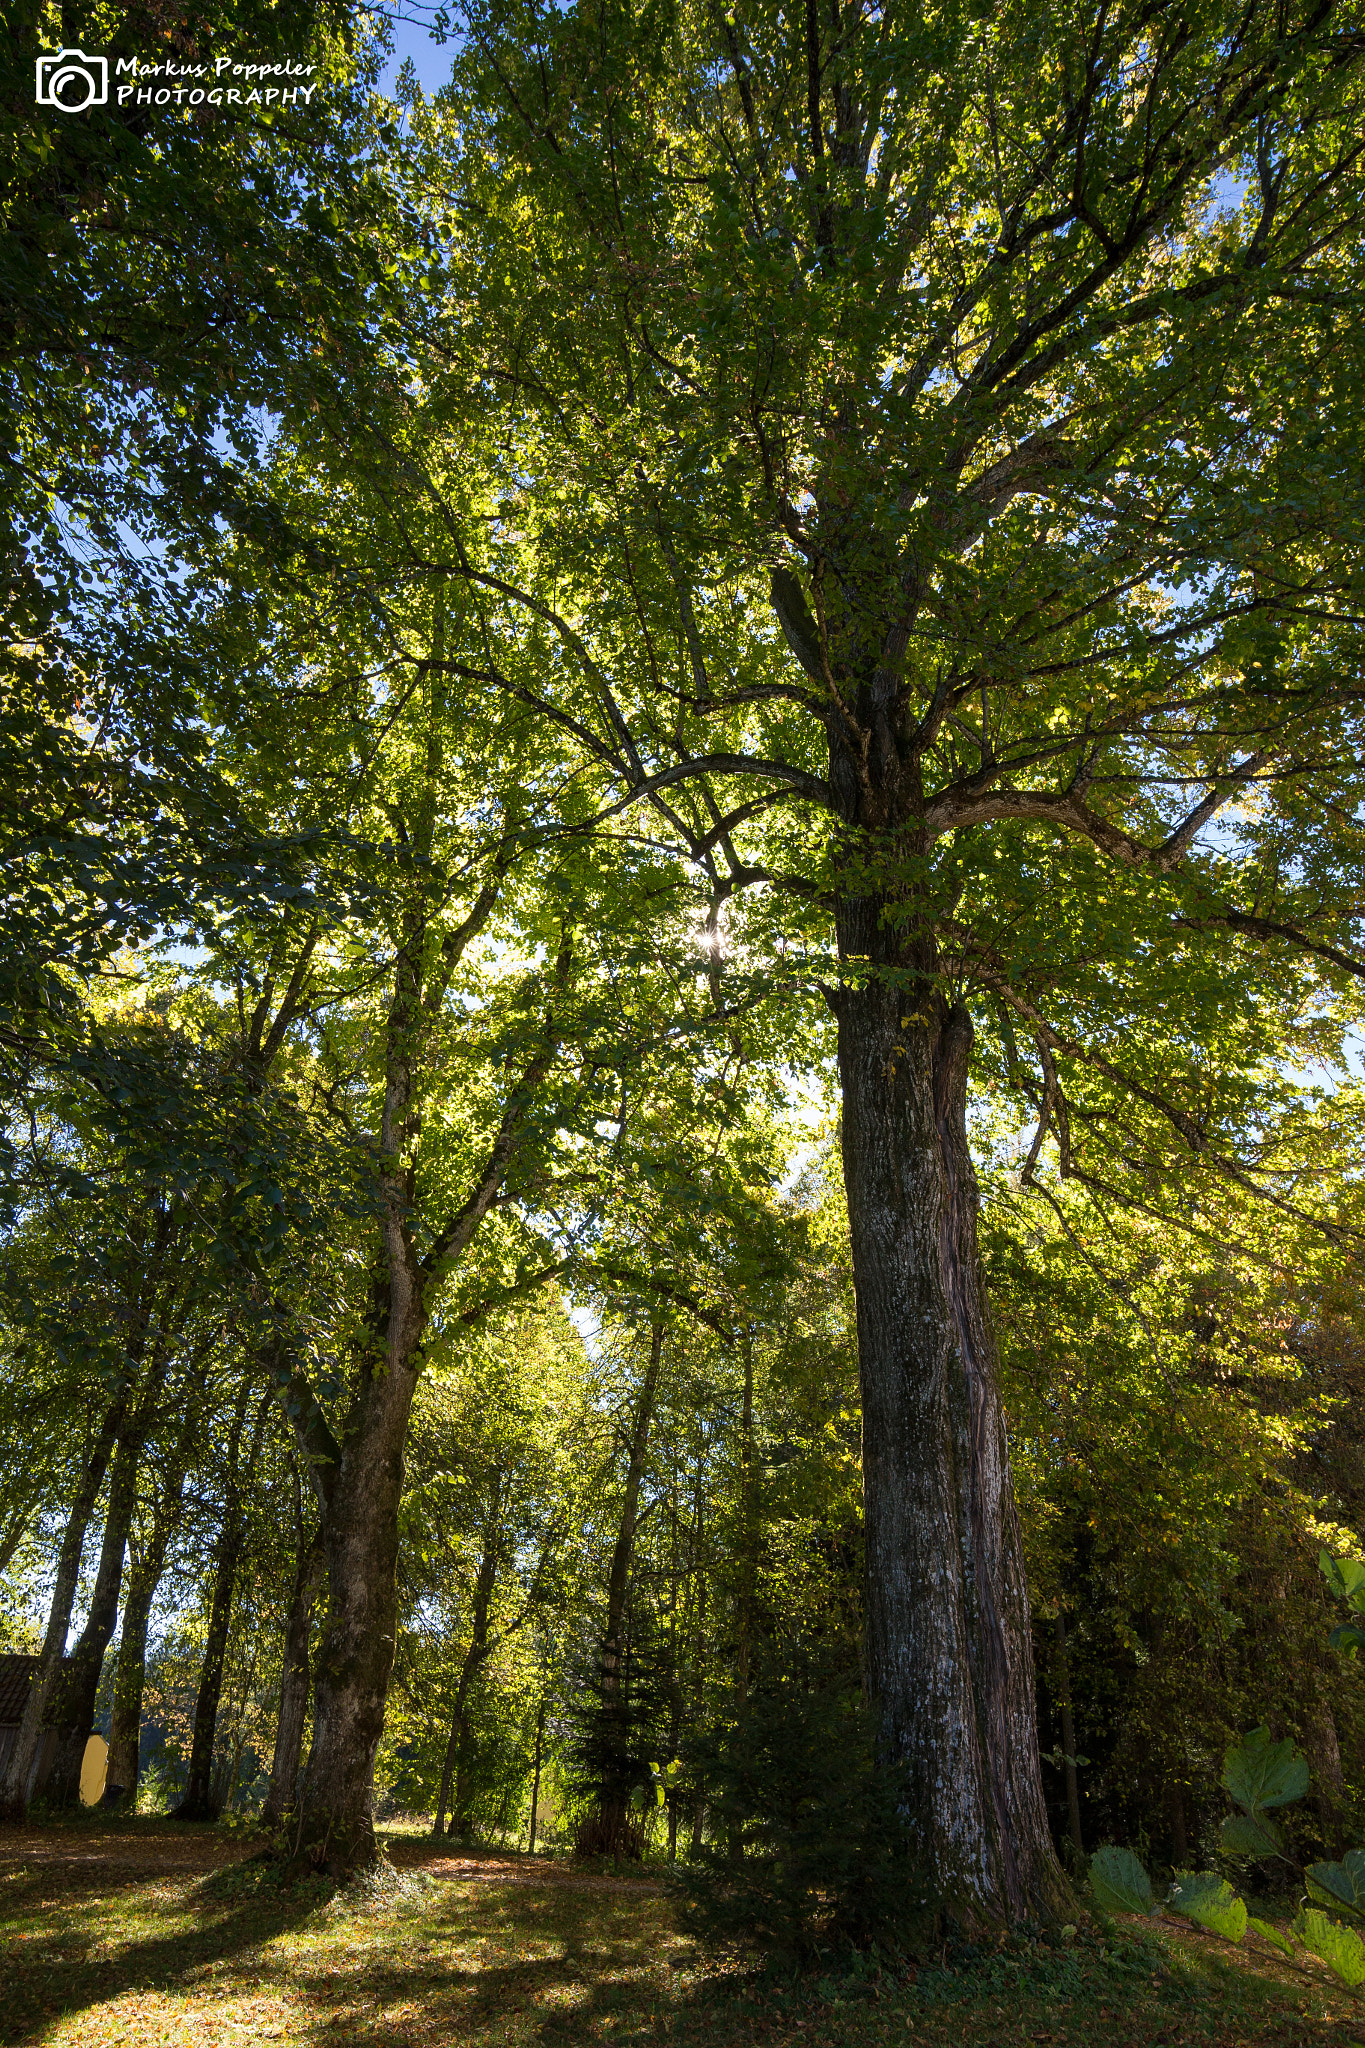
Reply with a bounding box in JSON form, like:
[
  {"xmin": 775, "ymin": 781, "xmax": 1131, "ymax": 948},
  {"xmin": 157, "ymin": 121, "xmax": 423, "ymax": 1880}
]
[{"xmin": 0, "ymin": 1821, "xmax": 1359, "ymax": 2048}]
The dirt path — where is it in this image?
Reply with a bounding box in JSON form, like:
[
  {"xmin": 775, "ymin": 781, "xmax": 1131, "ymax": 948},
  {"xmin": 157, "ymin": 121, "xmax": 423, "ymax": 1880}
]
[
  {"xmin": 0, "ymin": 1819, "xmax": 663, "ymax": 1895},
  {"xmin": 388, "ymin": 1839, "xmax": 662, "ymax": 1894},
  {"xmin": 0, "ymin": 1822, "xmax": 244, "ymax": 1874}
]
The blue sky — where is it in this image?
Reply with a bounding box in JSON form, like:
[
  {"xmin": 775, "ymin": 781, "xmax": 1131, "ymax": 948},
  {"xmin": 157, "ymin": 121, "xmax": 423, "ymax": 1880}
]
[{"xmin": 373, "ymin": 3, "xmax": 460, "ymax": 99}]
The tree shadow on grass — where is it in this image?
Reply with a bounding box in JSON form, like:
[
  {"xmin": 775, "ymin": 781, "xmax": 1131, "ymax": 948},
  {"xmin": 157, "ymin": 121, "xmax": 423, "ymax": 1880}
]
[
  {"xmin": 0, "ymin": 1838, "xmax": 1358, "ymax": 2048},
  {"xmin": 0, "ymin": 1850, "xmax": 696, "ymax": 2048},
  {"xmin": 0, "ymin": 1856, "xmax": 315, "ymax": 2044}
]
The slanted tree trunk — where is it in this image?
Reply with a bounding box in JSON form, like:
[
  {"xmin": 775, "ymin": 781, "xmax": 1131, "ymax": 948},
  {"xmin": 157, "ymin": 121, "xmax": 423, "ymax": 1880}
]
[
  {"xmin": 836, "ymin": 959, "xmax": 1067, "ymax": 1926},
  {"xmin": 176, "ymin": 1384, "xmax": 269, "ymax": 1820},
  {"xmin": 0, "ymin": 1495, "xmax": 39, "ymax": 1579},
  {"xmin": 47, "ymin": 1339, "xmax": 176, "ymax": 1808},
  {"xmin": 583, "ymin": 1321, "xmax": 662, "ymax": 1859},
  {"xmin": 262, "ymin": 1489, "xmax": 325, "ymax": 1829},
  {"xmin": 0, "ymin": 1386, "xmax": 129, "ymax": 1818}
]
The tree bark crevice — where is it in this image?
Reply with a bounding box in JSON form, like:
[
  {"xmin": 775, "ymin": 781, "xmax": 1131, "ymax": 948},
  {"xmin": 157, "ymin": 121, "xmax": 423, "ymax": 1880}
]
[{"xmin": 838, "ymin": 960, "xmax": 1066, "ymax": 1925}]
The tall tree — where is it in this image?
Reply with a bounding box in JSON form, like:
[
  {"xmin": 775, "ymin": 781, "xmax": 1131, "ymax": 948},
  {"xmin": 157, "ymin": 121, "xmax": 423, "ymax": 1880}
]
[{"xmin": 403, "ymin": 0, "xmax": 1365, "ymax": 1921}]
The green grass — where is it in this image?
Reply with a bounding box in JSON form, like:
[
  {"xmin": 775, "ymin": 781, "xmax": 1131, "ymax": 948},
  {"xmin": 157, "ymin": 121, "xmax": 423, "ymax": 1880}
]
[{"xmin": 0, "ymin": 1817, "xmax": 1360, "ymax": 2047}]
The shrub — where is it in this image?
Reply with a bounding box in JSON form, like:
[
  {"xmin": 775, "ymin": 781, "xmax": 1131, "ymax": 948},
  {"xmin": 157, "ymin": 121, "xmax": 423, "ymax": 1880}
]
[{"xmin": 677, "ymin": 1639, "xmax": 928, "ymax": 1964}]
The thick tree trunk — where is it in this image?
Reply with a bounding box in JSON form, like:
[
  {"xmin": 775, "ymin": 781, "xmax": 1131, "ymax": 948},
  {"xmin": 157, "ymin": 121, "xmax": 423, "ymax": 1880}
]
[
  {"xmin": 432, "ymin": 1684, "xmax": 466, "ymax": 1842},
  {"xmin": 836, "ymin": 971, "xmax": 1066, "ymax": 1925},
  {"xmin": 665, "ymin": 1481, "xmax": 683, "ymax": 1863},
  {"xmin": 262, "ymin": 1522, "xmax": 325, "ymax": 1829},
  {"xmin": 601, "ymin": 1324, "xmax": 662, "ymax": 1699},
  {"xmin": 291, "ymin": 1245, "xmax": 426, "ymax": 1875},
  {"xmin": 176, "ymin": 1532, "xmax": 245, "ymax": 1818},
  {"xmin": 0, "ymin": 1389, "xmax": 127, "ymax": 1818}
]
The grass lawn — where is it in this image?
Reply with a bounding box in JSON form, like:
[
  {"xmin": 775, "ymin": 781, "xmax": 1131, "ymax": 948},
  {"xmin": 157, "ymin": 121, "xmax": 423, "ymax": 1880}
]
[{"xmin": 0, "ymin": 1817, "xmax": 1361, "ymax": 2047}]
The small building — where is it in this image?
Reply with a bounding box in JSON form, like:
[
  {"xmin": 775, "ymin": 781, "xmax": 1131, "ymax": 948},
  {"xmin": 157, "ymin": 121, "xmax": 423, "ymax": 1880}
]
[{"xmin": 0, "ymin": 1655, "xmax": 67, "ymax": 1800}]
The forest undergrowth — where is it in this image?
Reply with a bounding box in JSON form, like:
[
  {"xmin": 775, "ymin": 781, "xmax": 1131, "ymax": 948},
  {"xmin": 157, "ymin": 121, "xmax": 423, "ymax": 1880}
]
[{"xmin": 0, "ymin": 1819, "xmax": 1360, "ymax": 2048}]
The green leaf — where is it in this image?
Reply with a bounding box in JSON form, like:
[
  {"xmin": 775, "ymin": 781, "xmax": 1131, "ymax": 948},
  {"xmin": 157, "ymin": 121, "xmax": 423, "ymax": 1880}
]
[
  {"xmin": 1320, "ymin": 1550, "xmax": 1365, "ymax": 1609},
  {"xmin": 1222, "ymin": 1727, "xmax": 1310, "ymax": 1815},
  {"xmin": 1220, "ymin": 1813, "xmax": 1284, "ymax": 1859},
  {"xmin": 1306, "ymin": 1861, "xmax": 1365, "ymax": 1919},
  {"xmin": 1297, "ymin": 1908, "xmax": 1365, "ymax": 1989},
  {"xmin": 1167, "ymin": 1872, "xmax": 1247, "ymax": 1943},
  {"xmin": 1329, "ymin": 1621, "xmax": 1365, "ymax": 1658},
  {"xmin": 1089, "ymin": 1845, "xmax": 1153, "ymax": 1918},
  {"xmin": 1247, "ymin": 1916, "xmax": 1296, "ymax": 1958}
]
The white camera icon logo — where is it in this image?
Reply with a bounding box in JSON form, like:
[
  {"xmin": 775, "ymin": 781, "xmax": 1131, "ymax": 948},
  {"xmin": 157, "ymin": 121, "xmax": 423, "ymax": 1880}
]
[{"xmin": 35, "ymin": 49, "xmax": 109, "ymax": 112}]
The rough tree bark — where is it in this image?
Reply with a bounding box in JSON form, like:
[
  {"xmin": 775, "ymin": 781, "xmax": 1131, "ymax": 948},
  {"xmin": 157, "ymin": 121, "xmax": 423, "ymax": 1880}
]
[
  {"xmin": 289, "ymin": 1235, "xmax": 425, "ymax": 1872},
  {"xmin": 0, "ymin": 1386, "xmax": 129, "ymax": 1818},
  {"xmin": 835, "ymin": 945, "xmax": 1066, "ymax": 1926},
  {"xmin": 175, "ymin": 1384, "xmax": 270, "ymax": 1820}
]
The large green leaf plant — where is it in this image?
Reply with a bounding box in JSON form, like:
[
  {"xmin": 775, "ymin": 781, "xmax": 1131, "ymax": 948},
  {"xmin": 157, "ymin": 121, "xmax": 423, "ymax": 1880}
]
[
  {"xmin": 1322, "ymin": 1551, "xmax": 1365, "ymax": 1661},
  {"xmin": 1089, "ymin": 1728, "xmax": 1365, "ymax": 1995}
]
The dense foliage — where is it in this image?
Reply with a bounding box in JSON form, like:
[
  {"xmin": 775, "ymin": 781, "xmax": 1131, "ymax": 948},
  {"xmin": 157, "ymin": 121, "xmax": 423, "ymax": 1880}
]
[{"xmin": 3, "ymin": 0, "xmax": 1365, "ymax": 1968}]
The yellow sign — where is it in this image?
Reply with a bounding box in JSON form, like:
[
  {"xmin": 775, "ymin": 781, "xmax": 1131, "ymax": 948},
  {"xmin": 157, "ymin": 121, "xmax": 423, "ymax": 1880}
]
[{"xmin": 79, "ymin": 1734, "xmax": 108, "ymax": 1807}]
